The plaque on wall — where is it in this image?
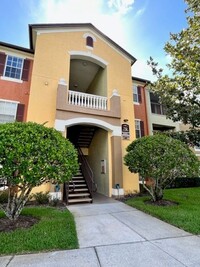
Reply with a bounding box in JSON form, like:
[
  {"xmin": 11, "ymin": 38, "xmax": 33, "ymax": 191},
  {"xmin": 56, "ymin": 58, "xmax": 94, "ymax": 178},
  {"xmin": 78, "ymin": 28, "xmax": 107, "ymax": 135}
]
[{"xmin": 122, "ymin": 123, "xmax": 130, "ymax": 140}]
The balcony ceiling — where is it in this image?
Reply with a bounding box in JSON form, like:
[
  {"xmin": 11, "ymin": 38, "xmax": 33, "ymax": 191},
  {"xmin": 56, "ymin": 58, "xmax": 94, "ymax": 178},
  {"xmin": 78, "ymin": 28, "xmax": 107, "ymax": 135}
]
[{"xmin": 69, "ymin": 59, "xmax": 100, "ymax": 93}]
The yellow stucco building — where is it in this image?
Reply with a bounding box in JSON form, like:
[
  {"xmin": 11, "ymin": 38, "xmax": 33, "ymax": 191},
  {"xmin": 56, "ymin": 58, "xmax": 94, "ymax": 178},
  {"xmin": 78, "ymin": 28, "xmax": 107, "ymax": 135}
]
[{"xmin": 26, "ymin": 23, "xmax": 139, "ymax": 203}]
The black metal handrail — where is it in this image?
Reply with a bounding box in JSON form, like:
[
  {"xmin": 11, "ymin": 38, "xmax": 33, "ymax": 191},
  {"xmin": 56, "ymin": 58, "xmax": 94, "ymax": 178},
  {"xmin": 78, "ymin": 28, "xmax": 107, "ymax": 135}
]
[
  {"xmin": 64, "ymin": 180, "xmax": 75, "ymax": 205},
  {"xmin": 77, "ymin": 146, "xmax": 96, "ymax": 198}
]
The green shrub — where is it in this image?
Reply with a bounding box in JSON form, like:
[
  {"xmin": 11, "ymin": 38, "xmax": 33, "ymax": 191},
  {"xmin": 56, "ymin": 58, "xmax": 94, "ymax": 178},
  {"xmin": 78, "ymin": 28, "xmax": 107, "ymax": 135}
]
[
  {"xmin": 124, "ymin": 134, "xmax": 200, "ymax": 201},
  {"xmin": 0, "ymin": 122, "xmax": 78, "ymax": 221},
  {"xmin": 32, "ymin": 192, "xmax": 50, "ymax": 205}
]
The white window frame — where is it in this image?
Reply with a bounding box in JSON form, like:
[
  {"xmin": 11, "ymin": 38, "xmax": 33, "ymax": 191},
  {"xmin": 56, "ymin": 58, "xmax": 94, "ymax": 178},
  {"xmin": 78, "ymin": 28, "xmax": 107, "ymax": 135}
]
[
  {"xmin": 0, "ymin": 54, "xmax": 24, "ymax": 83},
  {"xmin": 0, "ymin": 99, "xmax": 19, "ymax": 124},
  {"xmin": 135, "ymin": 119, "xmax": 141, "ymax": 138},
  {"xmin": 4, "ymin": 55, "xmax": 24, "ymax": 79},
  {"xmin": 133, "ymin": 85, "xmax": 139, "ymax": 103}
]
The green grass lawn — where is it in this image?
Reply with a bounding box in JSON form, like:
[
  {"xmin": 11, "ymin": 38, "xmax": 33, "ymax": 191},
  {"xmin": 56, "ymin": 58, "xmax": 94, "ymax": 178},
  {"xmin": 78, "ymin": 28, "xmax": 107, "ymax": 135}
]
[
  {"xmin": 126, "ymin": 187, "xmax": 200, "ymax": 235},
  {"xmin": 0, "ymin": 206, "xmax": 78, "ymax": 255}
]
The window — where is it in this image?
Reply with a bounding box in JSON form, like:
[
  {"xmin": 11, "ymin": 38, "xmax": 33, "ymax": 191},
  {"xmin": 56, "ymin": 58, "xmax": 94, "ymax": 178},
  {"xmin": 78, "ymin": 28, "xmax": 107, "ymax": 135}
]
[
  {"xmin": 0, "ymin": 52, "xmax": 30, "ymax": 81},
  {"xmin": 0, "ymin": 100, "xmax": 24, "ymax": 124},
  {"xmin": 135, "ymin": 119, "xmax": 144, "ymax": 138},
  {"xmin": 0, "ymin": 99, "xmax": 19, "ymax": 123},
  {"xmin": 150, "ymin": 92, "xmax": 166, "ymax": 115},
  {"xmin": 133, "ymin": 85, "xmax": 142, "ymax": 103},
  {"xmin": 86, "ymin": 36, "xmax": 94, "ymax": 48},
  {"xmin": 5, "ymin": 56, "xmax": 23, "ymax": 79}
]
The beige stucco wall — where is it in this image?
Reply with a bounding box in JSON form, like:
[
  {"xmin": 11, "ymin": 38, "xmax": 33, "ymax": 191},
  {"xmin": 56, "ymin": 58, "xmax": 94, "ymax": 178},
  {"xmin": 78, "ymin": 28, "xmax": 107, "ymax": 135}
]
[
  {"xmin": 87, "ymin": 68, "xmax": 107, "ymax": 97},
  {"xmin": 27, "ymin": 28, "xmax": 139, "ymax": 195},
  {"xmin": 88, "ymin": 128, "xmax": 109, "ymax": 196},
  {"xmin": 27, "ymin": 30, "xmax": 134, "ymax": 125}
]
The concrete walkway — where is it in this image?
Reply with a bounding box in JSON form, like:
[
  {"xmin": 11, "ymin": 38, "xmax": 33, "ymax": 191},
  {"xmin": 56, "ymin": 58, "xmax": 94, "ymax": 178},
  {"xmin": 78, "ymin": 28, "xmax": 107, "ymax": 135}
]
[{"xmin": 1, "ymin": 197, "xmax": 200, "ymax": 267}]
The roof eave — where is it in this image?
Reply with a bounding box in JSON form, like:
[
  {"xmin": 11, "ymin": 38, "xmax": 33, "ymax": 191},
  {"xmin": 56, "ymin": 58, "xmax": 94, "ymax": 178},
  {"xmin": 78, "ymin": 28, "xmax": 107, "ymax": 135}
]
[
  {"xmin": 132, "ymin": 76, "xmax": 151, "ymax": 84},
  {"xmin": 0, "ymin": 41, "xmax": 34, "ymax": 54}
]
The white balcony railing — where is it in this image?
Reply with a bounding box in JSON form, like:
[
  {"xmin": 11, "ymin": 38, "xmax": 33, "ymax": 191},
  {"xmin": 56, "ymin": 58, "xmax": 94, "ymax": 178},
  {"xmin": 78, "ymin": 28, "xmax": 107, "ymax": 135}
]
[{"xmin": 68, "ymin": 90, "xmax": 107, "ymax": 110}]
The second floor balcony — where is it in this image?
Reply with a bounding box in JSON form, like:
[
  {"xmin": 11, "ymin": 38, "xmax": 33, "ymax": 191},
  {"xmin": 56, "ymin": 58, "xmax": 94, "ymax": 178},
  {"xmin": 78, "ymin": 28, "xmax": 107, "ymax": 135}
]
[
  {"xmin": 68, "ymin": 90, "xmax": 107, "ymax": 110},
  {"xmin": 56, "ymin": 82, "xmax": 121, "ymax": 119}
]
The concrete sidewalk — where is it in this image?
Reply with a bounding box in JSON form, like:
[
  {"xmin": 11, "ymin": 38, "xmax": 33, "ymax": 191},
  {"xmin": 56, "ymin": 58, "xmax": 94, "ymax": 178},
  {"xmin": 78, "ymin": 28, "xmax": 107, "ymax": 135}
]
[{"xmin": 1, "ymin": 200, "xmax": 200, "ymax": 267}]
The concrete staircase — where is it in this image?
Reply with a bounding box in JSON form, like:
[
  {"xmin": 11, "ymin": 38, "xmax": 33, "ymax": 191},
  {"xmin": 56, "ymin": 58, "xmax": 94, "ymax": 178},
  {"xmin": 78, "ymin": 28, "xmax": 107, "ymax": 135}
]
[{"xmin": 67, "ymin": 169, "xmax": 93, "ymax": 204}]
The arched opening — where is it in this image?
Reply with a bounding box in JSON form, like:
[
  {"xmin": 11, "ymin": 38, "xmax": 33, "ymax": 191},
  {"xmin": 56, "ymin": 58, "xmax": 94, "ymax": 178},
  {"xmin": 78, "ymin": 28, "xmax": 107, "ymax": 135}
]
[
  {"xmin": 69, "ymin": 53, "xmax": 107, "ymax": 98},
  {"xmin": 67, "ymin": 124, "xmax": 110, "ymax": 197},
  {"xmin": 56, "ymin": 117, "xmax": 123, "ymax": 204}
]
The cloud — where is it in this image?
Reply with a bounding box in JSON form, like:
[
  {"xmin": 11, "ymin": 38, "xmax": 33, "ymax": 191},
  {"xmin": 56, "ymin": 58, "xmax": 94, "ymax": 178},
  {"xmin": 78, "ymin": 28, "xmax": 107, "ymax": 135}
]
[
  {"xmin": 21, "ymin": 0, "xmax": 143, "ymax": 65},
  {"xmin": 30, "ymin": 0, "xmax": 103, "ymax": 23},
  {"xmin": 26, "ymin": 0, "xmax": 133, "ymax": 49},
  {"xmin": 107, "ymin": 0, "xmax": 135, "ymax": 15},
  {"xmin": 132, "ymin": 53, "xmax": 174, "ymax": 82},
  {"xmin": 135, "ymin": 7, "xmax": 145, "ymax": 17},
  {"xmin": 132, "ymin": 59, "xmax": 156, "ymax": 82}
]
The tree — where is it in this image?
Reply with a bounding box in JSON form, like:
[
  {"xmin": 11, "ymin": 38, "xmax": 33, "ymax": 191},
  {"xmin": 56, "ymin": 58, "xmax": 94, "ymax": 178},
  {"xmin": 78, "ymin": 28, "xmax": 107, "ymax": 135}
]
[
  {"xmin": 124, "ymin": 135, "xmax": 200, "ymax": 202},
  {"xmin": 0, "ymin": 122, "xmax": 79, "ymax": 221},
  {"xmin": 147, "ymin": 0, "xmax": 200, "ymax": 129}
]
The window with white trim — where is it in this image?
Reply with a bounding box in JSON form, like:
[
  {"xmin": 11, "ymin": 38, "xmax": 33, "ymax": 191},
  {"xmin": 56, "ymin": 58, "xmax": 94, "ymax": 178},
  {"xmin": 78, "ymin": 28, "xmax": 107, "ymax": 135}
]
[
  {"xmin": 133, "ymin": 85, "xmax": 142, "ymax": 103},
  {"xmin": 0, "ymin": 52, "xmax": 30, "ymax": 82},
  {"xmin": 135, "ymin": 119, "xmax": 144, "ymax": 138},
  {"xmin": 0, "ymin": 99, "xmax": 19, "ymax": 123},
  {"xmin": 4, "ymin": 56, "xmax": 23, "ymax": 79}
]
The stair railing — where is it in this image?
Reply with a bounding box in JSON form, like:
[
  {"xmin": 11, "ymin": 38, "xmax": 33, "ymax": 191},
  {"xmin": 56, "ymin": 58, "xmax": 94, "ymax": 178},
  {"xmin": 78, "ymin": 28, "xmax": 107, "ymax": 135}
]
[
  {"xmin": 64, "ymin": 180, "xmax": 75, "ymax": 205},
  {"xmin": 77, "ymin": 146, "xmax": 96, "ymax": 199}
]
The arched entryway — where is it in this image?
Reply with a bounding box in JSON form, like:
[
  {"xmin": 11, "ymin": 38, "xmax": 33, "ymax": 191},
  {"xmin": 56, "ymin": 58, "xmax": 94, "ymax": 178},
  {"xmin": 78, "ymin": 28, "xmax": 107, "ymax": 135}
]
[
  {"xmin": 56, "ymin": 117, "xmax": 123, "ymax": 203},
  {"xmin": 67, "ymin": 124, "xmax": 110, "ymax": 196}
]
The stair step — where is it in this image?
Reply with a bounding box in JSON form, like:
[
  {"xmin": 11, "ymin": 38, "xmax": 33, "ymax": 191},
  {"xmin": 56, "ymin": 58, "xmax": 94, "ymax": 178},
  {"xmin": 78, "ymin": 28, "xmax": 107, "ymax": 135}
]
[
  {"xmin": 68, "ymin": 198, "xmax": 92, "ymax": 204},
  {"xmin": 72, "ymin": 176, "xmax": 84, "ymax": 179},
  {"xmin": 71, "ymin": 180, "xmax": 85, "ymax": 183},
  {"xmin": 73, "ymin": 188, "xmax": 89, "ymax": 192},
  {"xmin": 69, "ymin": 184, "xmax": 86, "ymax": 187},
  {"xmin": 69, "ymin": 193, "xmax": 90, "ymax": 197}
]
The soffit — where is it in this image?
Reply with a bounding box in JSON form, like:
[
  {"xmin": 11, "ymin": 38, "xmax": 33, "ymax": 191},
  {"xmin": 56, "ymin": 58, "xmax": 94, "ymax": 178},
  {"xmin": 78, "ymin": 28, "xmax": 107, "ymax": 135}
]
[{"xmin": 69, "ymin": 59, "xmax": 100, "ymax": 93}]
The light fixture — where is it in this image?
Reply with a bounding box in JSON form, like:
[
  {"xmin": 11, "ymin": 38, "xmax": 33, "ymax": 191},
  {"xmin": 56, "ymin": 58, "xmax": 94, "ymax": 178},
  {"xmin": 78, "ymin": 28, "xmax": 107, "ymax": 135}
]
[{"xmin": 123, "ymin": 119, "xmax": 128, "ymax": 122}]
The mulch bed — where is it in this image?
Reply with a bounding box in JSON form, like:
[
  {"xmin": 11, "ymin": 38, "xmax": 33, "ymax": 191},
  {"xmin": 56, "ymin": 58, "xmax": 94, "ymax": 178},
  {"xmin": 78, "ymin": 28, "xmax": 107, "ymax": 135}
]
[
  {"xmin": 145, "ymin": 199, "xmax": 179, "ymax": 206},
  {"xmin": 0, "ymin": 202, "xmax": 66, "ymax": 233},
  {"xmin": 0, "ymin": 215, "xmax": 39, "ymax": 233},
  {"xmin": 118, "ymin": 193, "xmax": 179, "ymax": 207}
]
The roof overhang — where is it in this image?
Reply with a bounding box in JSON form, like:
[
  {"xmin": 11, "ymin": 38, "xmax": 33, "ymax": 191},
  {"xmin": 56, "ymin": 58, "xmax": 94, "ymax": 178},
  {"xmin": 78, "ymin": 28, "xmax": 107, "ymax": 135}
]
[
  {"xmin": 132, "ymin": 76, "xmax": 151, "ymax": 84},
  {"xmin": 0, "ymin": 41, "xmax": 34, "ymax": 54}
]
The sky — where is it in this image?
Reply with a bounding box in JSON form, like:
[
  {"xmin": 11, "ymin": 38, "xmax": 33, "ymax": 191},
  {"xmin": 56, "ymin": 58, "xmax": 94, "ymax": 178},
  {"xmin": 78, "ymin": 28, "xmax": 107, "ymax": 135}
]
[{"xmin": 0, "ymin": 0, "xmax": 188, "ymax": 81}]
